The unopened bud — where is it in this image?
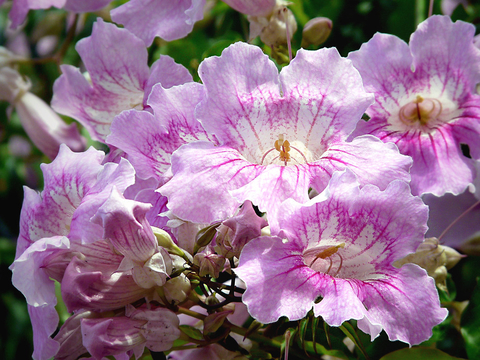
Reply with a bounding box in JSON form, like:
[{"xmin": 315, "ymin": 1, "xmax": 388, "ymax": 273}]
[
  {"xmin": 193, "ymin": 248, "xmax": 226, "ymax": 278},
  {"xmin": 459, "ymin": 234, "xmax": 480, "ymax": 256},
  {"xmin": 205, "ymin": 294, "xmax": 220, "ymax": 307},
  {"xmin": 152, "ymin": 226, "xmax": 186, "ymax": 258},
  {"xmin": 443, "ymin": 246, "xmax": 464, "ymax": 269},
  {"xmin": 257, "ymin": 6, "xmax": 297, "ymax": 47},
  {"xmin": 163, "ymin": 274, "xmax": 191, "ymax": 305},
  {"xmin": 394, "ymin": 237, "xmax": 463, "ymax": 290},
  {"xmin": 433, "ymin": 266, "xmax": 448, "ymax": 292},
  {"xmin": 153, "ymin": 227, "xmax": 175, "ymax": 248},
  {"xmin": 194, "ymin": 223, "xmax": 221, "ymax": 253},
  {"xmin": 301, "ymin": 17, "xmax": 333, "ymax": 48},
  {"xmin": 0, "ymin": 67, "xmax": 86, "ymax": 159},
  {"xmin": 203, "ymin": 309, "xmax": 233, "ymax": 335}
]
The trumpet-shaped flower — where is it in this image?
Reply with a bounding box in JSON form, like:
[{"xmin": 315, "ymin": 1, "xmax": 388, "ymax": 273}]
[
  {"xmin": 235, "ymin": 170, "xmax": 448, "ymax": 345},
  {"xmin": 52, "ymin": 19, "xmax": 193, "ymax": 142},
  {"xmin": 348, "ymin": 15, "xmax": 480, "ymax": 196},
  {"xmin": 10, "ymin": 144, "xmax": 135, "ymax": 360},
  {"xmin": 81, "ymin": 305, "xmax": 180, "ymax": 359},
  {"xmin": 158, "ymin": 42, "xmax": 412, "ymax": 224}
]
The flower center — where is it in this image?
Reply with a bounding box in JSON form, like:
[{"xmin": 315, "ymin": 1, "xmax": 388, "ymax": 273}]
[
  {"xmin": 303, "ymin": 243, "xmax": 345, "ymax": 277},
  {"xmin": 398, "ymin": 95, "xmax": 442, "ymax": 127},
  {"xmin": 260, "ymin": 134, "xmax": 308, "ymax": 166}
]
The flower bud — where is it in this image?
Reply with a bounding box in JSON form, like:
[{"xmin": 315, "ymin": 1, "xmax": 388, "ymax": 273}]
[
  {"xmin": 194, "ymin": 223, "xmax": 221, "ymax": 253},
  {"xmin": 163, "ymin": 274, "xmax": 191, "ymax": 305},
  {"xmin": 301, "ymin": 17, "xmax": 333, "ymax": 48},
  {"xmin": 0, "ymin": 67, "xmax": 86, "ymax": 159},
  {"xmin": 254, "ymin": 6, "xmax": 297, "ymax": 48},
  {"xmin": 193, "ymin": 246, "xmax": 226, "ymax": 278},
  {"xmin": 0, "ymin": 46, "xmax": 26, "ymax": 68},
  {"xmin": 443, "ymin": 245, "xmax": 464, "ymax": 269},
  {"xmin": 152, "ymin": 226, "xmax": 186, "ymax": 258},
  {"xmin": 203, "ymin": 309, "xmax": 234, "ymax": 335},
  {"xmin": 459, "ymin": 234, "xmax": 480, "ymax": 256},
  {"xmin": 393, "ymin": 237, "xmax": 463, "ymax": 290}
]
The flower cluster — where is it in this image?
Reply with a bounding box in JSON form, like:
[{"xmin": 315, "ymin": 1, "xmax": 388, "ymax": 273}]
[{"xmin": 5, "ymin": 2, "xmax": 479, "ymax": 359}]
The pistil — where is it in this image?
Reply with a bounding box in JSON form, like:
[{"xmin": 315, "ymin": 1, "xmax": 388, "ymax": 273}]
[{"xmin": 399, "ymin": 95, "xmax": 442, "ymax": 127}]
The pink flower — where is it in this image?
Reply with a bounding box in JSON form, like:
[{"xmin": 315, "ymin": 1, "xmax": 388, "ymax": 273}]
[
  {"xmin": 158, "ymin": 42, "xmax": 411, "ymax": 224},
  {"xmin": 52, "ymin": 19, "xmax": 193, "ymax": 142},
  {"xmin": 348, "ymin": 15, "xmax": 480, "ymax": 196},
  {"xmin": 10, "ymin": 145, "xmax": 136, "ymax": 360},
  {"xmin": 235, "ymin": 170, "xmax": 448, "ymax": 345}
]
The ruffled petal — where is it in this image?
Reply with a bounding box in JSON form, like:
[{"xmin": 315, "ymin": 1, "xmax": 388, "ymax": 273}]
[
  {"xmin": 52, "ymin": 19, "xmax": 149, "ymax": 142},
  {"xmin": 159, "ymin": 142, "xmax": 261, "ymax": 223},
  {"xmin": 11, "ymin": 236, "xmax": 70, "ymax": 307},
  {"xmin": 9, "ymin": 0, "xmax": 66, "ymax": 28},
  {"xmin": 359, "ymin": 264, "xmax": 448, "ymax": 345},
  {"xmin": 16, "ymin": 145, "xmax": 104, "ymax": 258},
  {"xmin": 92, "ymin": 187, "xmax": 157, "ymax": 262},
  {"xmin": 62, "ymin": 257, "xmax": 149, "ymax": 312},
  {"xmin": 108, "ymin": 82, "xmax": 208, "ymax": 181},
  {"xmin": 196, "ymin": 42, "xmax": 280, "ymax": 153},
  {"xmin": 410, "ymin": 15, "xmax": 480, "ymax": 96},
  {"xmin": 29, "ymin": 305, "xmax": 60, "ymax": 360},
  {"xmin": 222, "ymin": 0, "xmax": 276, "ymax": 16},
  {"xmin": 111, "ymin": 0, "xmax": 206, "ymax": 46},
  {"xmin": 144, "ymin": 55, "xmax": 193, "ymax": 101},
  {"xmin": 69, "ymin": 158, "xmax": 136, "ymax": 244},
  {"xmin": 310, "ymin": 135, "xmax": 412, "ymax": 194},
  {"xmin": 235, "ymin": 236, "xmax": 319, "ymax": 323},
  {"xmin": 347, "ymin": 32, "xmax": 415, "ymax": 119},
  {"xmin": 279, "ymin": 47, "xmax": 374, "ymax": 148}
]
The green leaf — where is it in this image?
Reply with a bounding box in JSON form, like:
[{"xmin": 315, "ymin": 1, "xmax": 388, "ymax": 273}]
[
  {"xmin": 179, "ymin": 325, "xmax": 204, "ymax": 341},
  {"xmin": 302, "ymin": 340, "xmax": 349, "ymax": 359},
  {"xmin": 439, "ymin": 274, "xmax": 457, "ymax": 303},
  {"xmin": 249, "ymin": 347, "xmax": 273, "ymax": 359},
  {"xmin": 297, "ymin": 317, "xmax": 309, "ymax": 353},
  {"xmin": 339, "ymin": 322, "xmax": 368, "ymax": 359},
  {"xmin": 461, "ymin": 278, "xmax": 480, "ymax": 359},
  {"xmin": 379, "ymin": 347, "xmax": 465, "ymax": 360}
]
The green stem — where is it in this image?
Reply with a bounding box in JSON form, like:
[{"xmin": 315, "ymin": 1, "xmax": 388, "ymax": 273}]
[
  {"xmin": 177, "ymin": 307, "xmax": 206, "ymax": 321},
  {"xmin": 415, "ymin": 0, "xmax": 426, "ymax": 26},
  {"xmin": 169, "ymin": 344, "xmax": 200, "ymax": 351},
  {"xmin": 229, "ymin": 324, "xmax": 283, "ymax": 348}
]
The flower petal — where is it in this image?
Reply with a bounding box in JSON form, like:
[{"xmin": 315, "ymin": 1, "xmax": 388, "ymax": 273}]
[
  {"xmin": 111, "ymin": 0, "xmax": 206, "ymax": 46},
  {"xmin": 159, "ymin": 142, "xmax": 261, "ymax": 223},
  {"xmin": 52, "ymin": 19, "xmax": 149, "ymax": 142}
]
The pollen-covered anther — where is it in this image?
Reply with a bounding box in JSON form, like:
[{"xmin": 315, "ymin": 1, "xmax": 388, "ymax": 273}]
[
  {"xmin": 303, "ymin": 243, "xmax": 345, "ymax": 277},
  {"xmin": 260, "ymin": 134, "xmax": 308, "ymax": 166},
  {"xmin": 399, "ymin": 95, "xmax": 443, "ymax": 126}
]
